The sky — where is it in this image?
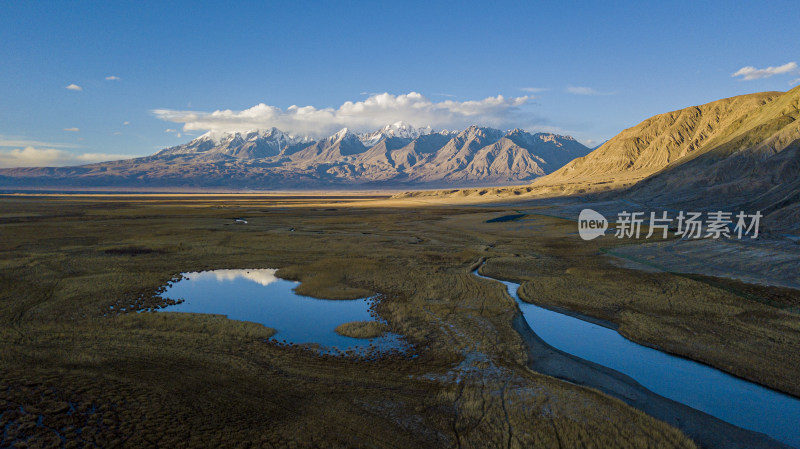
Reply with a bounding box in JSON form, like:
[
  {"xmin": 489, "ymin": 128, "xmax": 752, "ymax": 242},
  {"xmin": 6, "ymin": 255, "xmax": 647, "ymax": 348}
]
[{"xmin": 1, "ymin": 0, "xmax": 799, "ymax": 167}]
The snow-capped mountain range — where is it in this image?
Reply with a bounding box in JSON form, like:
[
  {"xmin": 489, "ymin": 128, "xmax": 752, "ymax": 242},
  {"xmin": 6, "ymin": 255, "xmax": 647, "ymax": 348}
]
[
  {"xmin": 161, "ymin": 122, "xmax": 445, "ymax": 158},
  {"xmin": 355, "ymin": 121, "xmax": 437, "ymax": 147},
  {"xmin": 0, "ymin": 122, "xmax": 591, "ymax": 189}
]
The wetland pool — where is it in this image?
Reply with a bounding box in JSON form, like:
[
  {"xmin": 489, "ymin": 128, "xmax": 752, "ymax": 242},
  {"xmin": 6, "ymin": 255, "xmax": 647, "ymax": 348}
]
[
  {"xmin": 156, "ymin": 269, "xmax": 408, "ymax": 355},
  {"xmin": 474, "ymin": 269, "xmax": 800, "ymax": 448}
]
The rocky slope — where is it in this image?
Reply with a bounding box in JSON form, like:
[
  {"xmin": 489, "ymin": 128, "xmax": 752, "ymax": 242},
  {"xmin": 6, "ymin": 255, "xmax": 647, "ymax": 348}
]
[
  {"xmin": 533, "ymin": 86, "xmax": 799, "ymax": 195},
  {"xmin": 401, "ymin": 87, "xmax": 800, "ymax": 231},
  {"xmin": 0, "ymin": 122, "xmax": 590, "ymax": 189},
  {"xmin": 543, "ymin": 86, "xmax": 800, "ymax": 230}
]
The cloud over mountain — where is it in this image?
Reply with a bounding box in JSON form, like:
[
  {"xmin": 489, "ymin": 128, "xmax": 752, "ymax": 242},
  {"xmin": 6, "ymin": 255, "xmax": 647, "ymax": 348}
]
[{"xmin": 152, "ymin": 92, "xmax": 531, "ymax": 138}]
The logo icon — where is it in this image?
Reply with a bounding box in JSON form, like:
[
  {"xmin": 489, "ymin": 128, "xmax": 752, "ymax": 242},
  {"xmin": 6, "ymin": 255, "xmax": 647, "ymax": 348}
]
[{"xmin": 578, "ymin": 209, "xmax": 608, "ymax": 240}]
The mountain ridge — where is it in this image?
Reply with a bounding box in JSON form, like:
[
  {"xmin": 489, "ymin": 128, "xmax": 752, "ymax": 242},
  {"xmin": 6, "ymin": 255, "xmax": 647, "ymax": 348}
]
[
  {"xmin": 0, "ymin": 125, "xmax": 590, "ymax": 189},
  {"xmin": 399, "ymin": 87, "xmax": 800, "ymax": 232}
]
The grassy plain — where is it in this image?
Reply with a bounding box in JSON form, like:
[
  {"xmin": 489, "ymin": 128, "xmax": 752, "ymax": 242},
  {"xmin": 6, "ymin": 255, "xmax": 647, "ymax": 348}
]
[{"xmin": 1, "ymin": 193, "xmax": 796, "ymax": 447}]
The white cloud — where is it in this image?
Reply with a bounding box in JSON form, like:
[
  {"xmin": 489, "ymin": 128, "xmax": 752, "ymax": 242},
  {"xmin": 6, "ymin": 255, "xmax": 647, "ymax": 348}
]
[
  {"xmin": 152, "ymin": 92, "xmax": 532, "ymax": 138},
  {"xmin": 105, "ymin": 75, "xmax": 120, "ymax": 81},
  {"xmin": 0, "ymin": 146, "xmax": 133, "ymax": 168},
  {"xmin": 0, "ymin": 136, "xmax": 78, "ymax": 149},
  {"xmin": 164, "ymin": 128, "xmax": 177, "ymax": 133},
  {"xmin": 123, "ymin": 121, "xmax": 130, "ymax": 125},
  {"xmin": 187, "ymin": 269, "xmax": 278, "ymax": 286},
  {"xmin": 521, "ymin": 87, "xmax": 549, "ymax": 93},
  {"xmin": 63, "ymin": 127, "xmax": 80, "ymax": 132},
  {"xmin": 66, "ymin": 84, "xmax": 83, "ymax": 91},
  {"xmin": 732, "ymin": 62, "xmax": 797, "ymax": 80},
  {"xmin": 790, "ymin": 78, "xmax": 800, "ymax": 86},
  {"xmin": 566, "ymin": 86, "xmax": 614, "ymax": 96}
]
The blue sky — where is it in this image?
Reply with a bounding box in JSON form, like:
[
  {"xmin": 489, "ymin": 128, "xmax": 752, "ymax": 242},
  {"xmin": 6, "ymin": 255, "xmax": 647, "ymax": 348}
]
[{"xmin": 1, "ymin": 0, "xmax": 798, "ymax": 167}]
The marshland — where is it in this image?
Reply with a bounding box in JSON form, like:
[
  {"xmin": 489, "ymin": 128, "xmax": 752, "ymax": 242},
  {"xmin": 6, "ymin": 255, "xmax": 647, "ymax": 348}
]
[{"xmin": 2, "ymin": 193, "xmax": 797, "ymax": 448}]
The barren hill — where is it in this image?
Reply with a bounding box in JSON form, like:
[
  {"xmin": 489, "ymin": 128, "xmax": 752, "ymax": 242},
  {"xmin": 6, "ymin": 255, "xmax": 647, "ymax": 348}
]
[
  {"xmin": 401, "ymin": 87, "xmax": 800, "ymax": 231},
  {"xmin": 535, "ymin": 88, "xmax": 795, "ymax": 194}
]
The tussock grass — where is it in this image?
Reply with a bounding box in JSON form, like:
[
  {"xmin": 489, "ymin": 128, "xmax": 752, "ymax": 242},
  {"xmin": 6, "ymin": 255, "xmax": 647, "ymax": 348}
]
[
  {"xmin": 277, "ymin": 257, "xmax": 376, "ymax": 299},
  {"xmin": 335, "ymin": 321, "xmax": 387, "ymax": 338}
]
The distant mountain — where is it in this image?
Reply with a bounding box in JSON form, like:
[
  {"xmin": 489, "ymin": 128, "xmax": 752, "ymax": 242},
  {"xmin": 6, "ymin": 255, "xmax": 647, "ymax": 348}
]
[
  {"xmin": 0, "ymin": 123, "xmax": 590, "ymax": 189},
  {"xmin": 357, "ymin": 121, "xmax": 434, "ymax": 147},
  {"xmin": 156, "ymin": 128, "xmax": 314, "ymax": 160}
]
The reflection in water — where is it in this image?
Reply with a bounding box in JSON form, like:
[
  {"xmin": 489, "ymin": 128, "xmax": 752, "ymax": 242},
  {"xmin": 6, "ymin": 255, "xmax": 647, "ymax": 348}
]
[
  {"xmin": 157, "ymin": 269, "xmax": 408, "ymax": 355},
  {"xmin": 474, "ymin": 269, "xmax": 800, "ymax": 448},
  {"xmin": 187, "ymin": 269, "xmax": 279, "ymax": 286}
]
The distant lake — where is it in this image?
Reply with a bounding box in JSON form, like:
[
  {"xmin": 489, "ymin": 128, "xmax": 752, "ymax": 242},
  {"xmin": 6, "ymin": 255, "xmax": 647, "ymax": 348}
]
[{"xmin": 156, "ymin": 269, "xmax": 408, "ymax": 355}]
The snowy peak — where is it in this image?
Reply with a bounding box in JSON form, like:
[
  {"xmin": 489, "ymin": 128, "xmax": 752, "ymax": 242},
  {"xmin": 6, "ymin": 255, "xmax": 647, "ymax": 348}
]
[
  {"xmin": 328, "ymin": 127, "xmax": 358, "ymax": 144},
  {"xmin": 357, "ymin": 121, "xmax": 434, "ymax": 148},
  {"xmin": 194, "ymin": 128, "xmax": 310, "ymax": 146},
  {"xmin": 145, "ymin": 124, "xmax": 590, "ymax": 186},
  {"xmin": 190, "ymin": 123, "xmax": 447, "ymax": 151},
  {"xmin": 379, "ymin": 121, "xmax": 432, "ymax": 139},
  {"xmin": 0, "ymin": 123, "xmax": 591, "ymax": 189},
  {"xmin": 157, "ymin": 127, "xmax": 313, "ymax": 159}
]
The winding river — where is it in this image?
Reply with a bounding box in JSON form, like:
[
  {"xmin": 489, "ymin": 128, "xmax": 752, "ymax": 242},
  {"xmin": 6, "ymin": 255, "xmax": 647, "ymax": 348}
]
[{"xmin": 474, "ymin": 267, "xmax": 800, "ymax": 448}]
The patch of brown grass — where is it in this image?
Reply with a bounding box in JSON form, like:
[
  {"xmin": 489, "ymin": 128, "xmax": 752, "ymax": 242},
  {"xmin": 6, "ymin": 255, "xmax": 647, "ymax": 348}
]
[{"xmin": 335, "ymin": 321, "xmax": 387, "ymax": 339}]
